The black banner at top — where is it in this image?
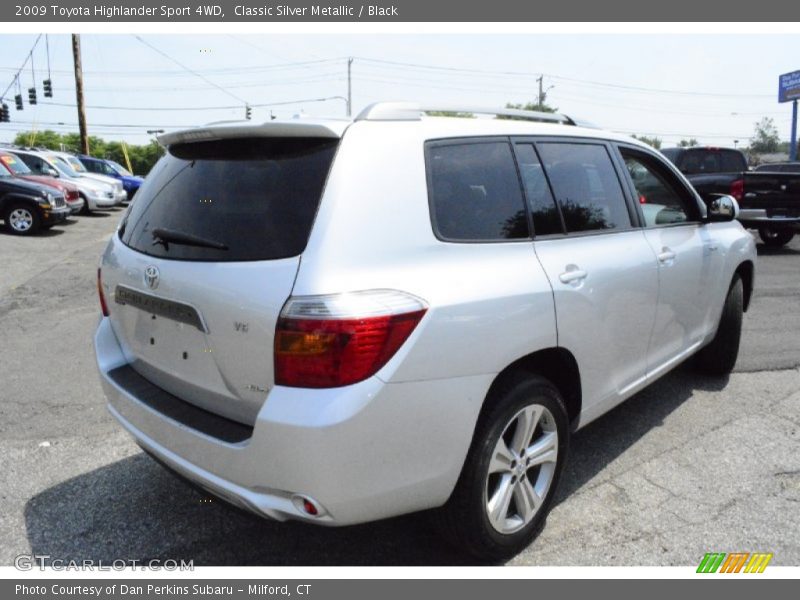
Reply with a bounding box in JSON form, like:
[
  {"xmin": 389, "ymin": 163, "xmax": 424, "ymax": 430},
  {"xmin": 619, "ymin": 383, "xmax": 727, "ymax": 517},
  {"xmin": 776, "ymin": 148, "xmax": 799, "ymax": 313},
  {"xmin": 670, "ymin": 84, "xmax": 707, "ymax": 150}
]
[{"xmin": 2, "ymin": 0, "xmax": 799, "ymax": 22}]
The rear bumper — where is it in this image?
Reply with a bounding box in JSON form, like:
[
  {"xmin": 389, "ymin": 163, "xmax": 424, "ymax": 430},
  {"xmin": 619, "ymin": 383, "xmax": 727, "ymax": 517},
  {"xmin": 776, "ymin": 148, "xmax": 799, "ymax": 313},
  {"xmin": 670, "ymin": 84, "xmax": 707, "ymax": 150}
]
[
  {"xmin": 94, "ymin": 317, "xmax": 487, "ymax": 526},
  {"xmin": 739, "ymin": 209, "xmax": 800, "ymax": 229}
]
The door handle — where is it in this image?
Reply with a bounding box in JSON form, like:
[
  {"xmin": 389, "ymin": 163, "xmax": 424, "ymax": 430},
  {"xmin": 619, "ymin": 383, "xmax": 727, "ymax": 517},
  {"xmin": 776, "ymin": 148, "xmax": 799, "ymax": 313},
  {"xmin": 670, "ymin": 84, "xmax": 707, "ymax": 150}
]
[
  {"xmin": 559, "ymin": 267, "xmax": 588, "ymax": 284},
  {"xmin": 657, "ymin": 248, "xmax": 676, "ymax": 263}
]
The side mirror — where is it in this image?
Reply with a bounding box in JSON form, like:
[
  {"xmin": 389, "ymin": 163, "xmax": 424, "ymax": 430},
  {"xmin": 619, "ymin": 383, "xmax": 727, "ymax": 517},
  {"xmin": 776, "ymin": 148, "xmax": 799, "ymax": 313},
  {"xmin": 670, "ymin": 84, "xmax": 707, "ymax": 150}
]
[
  {"xmin": 706, "ymin": 194, "xmax": 739, "ymax": 223},
  {"xmin": 46, "ymin": 168, "xmax": 59, "ymax": 177}
]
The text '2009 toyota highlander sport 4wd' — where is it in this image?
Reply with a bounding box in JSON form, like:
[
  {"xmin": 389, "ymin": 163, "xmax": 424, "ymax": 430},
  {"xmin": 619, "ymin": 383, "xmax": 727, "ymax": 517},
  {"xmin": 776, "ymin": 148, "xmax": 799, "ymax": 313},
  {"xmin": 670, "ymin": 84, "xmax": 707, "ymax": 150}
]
[{"xmin": 95, "ymin": 103, "xmax": 756, "ymax": 561}]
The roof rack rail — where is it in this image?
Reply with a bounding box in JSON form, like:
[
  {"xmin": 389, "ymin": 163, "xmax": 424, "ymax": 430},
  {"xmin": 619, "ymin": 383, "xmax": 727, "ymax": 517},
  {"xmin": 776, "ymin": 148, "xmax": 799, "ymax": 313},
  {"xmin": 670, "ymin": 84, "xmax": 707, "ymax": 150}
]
[{"xmin": 355, "ymin": 102, "xmax": 582, "ymax": 126}]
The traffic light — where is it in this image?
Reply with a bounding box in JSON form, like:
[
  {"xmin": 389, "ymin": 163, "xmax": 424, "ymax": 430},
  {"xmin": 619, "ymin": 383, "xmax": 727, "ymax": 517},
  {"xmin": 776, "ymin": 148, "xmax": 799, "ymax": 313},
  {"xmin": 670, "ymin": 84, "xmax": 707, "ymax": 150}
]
[
  {"xmin": 245, "ymin": 104, "xmax": 252, "ymax": 120},
  {"xmin": 43, "ymin": 79, "xmax": 52, "ymax": 98},
  {"xmin": 0, "ymin": 103, "xmax": 9, "ymax": 122},
  {"xmin": 28, "ymin": 87, "xmax": 37, "ymax": 105},
  {"xmin": 14, "ymin": 94, "xmax": 23, "ymax": 110}
]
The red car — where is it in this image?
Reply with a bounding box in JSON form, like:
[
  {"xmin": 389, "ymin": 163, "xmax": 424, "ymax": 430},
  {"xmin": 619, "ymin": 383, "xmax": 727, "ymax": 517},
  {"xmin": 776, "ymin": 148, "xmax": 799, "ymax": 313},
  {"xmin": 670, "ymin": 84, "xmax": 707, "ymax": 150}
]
[{"xmin": 0, "ymin": 151, "xmax": 84, "ymax": 214}]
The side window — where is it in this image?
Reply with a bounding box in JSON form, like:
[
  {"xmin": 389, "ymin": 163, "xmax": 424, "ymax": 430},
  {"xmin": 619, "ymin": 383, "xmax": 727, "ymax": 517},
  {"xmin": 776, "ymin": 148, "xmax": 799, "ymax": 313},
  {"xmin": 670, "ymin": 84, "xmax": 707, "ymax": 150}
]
[
  {"xmin": 19, "ymin": 154, "xmax": 44, "ymax": 174},
  {"xmin": 83, "ymin": 160, "xmax": 101, "ymax": 174},
  {"xmin": 621, "ymin": 149, "xmax": 698, "ymax": 227},
  {"xmin": 515, "ymin": 144, "xmax": 563, "ymax": 235},
  {"xmin": 427, "ymin": 141, "xmax": 529, "ymax": 241},
  {"xmin": 537, "ymin": 143, "xmax": 631, "ymax": 233}
]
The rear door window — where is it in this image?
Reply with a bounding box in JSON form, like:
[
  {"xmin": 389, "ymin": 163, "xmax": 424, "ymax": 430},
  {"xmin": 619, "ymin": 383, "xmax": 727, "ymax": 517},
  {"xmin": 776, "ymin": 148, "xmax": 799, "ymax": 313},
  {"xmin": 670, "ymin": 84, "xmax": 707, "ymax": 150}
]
[
  {"xmin": 426, "ymin": 140, "xmax": 529, "ymax": 241},
  {"xmin": 536, "ymin": 142, "xmax": 631, "ymax": 233},
  {"xmin": 120, "ymin": 137, "xmax": 338, "ymax": 261}
]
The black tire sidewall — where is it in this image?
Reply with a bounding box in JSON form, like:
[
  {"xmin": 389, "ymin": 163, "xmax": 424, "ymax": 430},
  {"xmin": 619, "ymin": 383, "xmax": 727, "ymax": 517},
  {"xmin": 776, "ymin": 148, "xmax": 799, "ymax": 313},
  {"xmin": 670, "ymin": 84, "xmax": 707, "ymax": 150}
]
[
  {"xmin": 450, "ymin": 375, "xmax": 570, "ymax": 559},
  {"xmin": 759, "ymin": 226, "xmax": 794, "ymax": 247}
]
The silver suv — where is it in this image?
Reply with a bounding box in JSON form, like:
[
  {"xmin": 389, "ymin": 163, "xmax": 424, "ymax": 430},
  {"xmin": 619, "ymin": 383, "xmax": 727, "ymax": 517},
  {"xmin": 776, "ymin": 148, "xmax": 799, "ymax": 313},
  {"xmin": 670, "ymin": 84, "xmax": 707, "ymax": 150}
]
[{"xmin": 94, "ymin": 103, "xmax": 756, "ymax": 561}]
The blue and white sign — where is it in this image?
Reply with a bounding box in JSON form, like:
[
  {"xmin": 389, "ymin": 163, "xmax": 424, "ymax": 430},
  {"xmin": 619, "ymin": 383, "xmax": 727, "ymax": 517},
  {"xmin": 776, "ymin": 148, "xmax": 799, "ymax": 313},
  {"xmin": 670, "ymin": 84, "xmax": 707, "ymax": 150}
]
[{"xmin": 779, "ymin": 70, "xmax": 800, "ymax": 103}]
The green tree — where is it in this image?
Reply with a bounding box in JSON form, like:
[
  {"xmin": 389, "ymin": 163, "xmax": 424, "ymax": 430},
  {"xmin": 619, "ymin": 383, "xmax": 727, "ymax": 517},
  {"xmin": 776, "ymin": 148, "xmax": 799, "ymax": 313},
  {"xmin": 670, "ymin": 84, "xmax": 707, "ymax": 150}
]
[
  {"xmin": 750, "ymin": 117, "xmax": 780, "ymax": 154},
  {"xmin": 498, "ymin": 101, "xmax": 558, "ymax": 120},
  {"xmin": 631, "ymin": 134, "xmax": 662, "ymax": 149},
  {"xmin": 10, "ymin": 130, "xmax": 163, "ymax": 175},
  {"xmin": 679, "ymin": 138, "xmax": 699, "ymax": 147},
  {"xmin": 13, "ymin": 130, "xmax": 63, "ymax": 149},
  {"xmin": 425, "ymin": 111, "xmax": 475, "ymax": 118}
]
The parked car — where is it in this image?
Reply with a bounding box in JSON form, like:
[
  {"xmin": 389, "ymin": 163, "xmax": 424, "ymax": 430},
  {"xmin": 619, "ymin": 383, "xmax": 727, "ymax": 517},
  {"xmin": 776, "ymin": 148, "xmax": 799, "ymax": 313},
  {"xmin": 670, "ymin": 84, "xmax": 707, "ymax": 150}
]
[
  {"xmin": 753, "ymin": 161, "xmax": 800, "ymax": 173},
  {"xmin": 661, "ymin": 146, "xmax": 800, "ymax": 247},
  {"xmin": 49, "ymin": 151, "xmax": 127, "ymax": 205},
  {"xmin": 0, "ymin": 150, "xmax": 84, "ymax": 214},
  {"xmin": 77, "ymin": 154, "xmax": 144, "ymax": 200},
  {"xmin": 13, "ymin": 149, "xmax": 119, "ymax": 213},
  {"xmin": 0, "ymin": 164, "xmax": 70, "ymax": 235},
  {"xmin": 94, "ymin": 104, "xmax": 756, "ymax": 561}
]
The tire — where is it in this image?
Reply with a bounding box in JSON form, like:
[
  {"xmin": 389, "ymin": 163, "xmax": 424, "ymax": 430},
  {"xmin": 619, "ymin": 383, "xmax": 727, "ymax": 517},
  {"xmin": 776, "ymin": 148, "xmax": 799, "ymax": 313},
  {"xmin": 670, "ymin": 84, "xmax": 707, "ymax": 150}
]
[
  {"xmin": 434, "ymin": 373, "xmax": 570, "ymax": 562},
  {"xmin": 79, "ymin": 194, "xmax": 92, "ymax": 215},
  {"xmin": 3, "ymin": 202, "xmax": 41, "ymax": 236},
  {"xmin": 694, "ymin": 275, "xmax": 744, "ymax": 376},
  {"xmin": 758, "ymin": 226, "xmax": 795, "ymax": 248}
]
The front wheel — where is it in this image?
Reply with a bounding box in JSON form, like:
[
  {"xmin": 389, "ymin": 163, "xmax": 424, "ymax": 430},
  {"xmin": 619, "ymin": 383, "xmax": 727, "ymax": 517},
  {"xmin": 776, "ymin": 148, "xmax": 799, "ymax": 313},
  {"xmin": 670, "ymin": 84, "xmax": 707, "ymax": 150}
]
[
  {"xmin": 758, "ymin": 226, "xmax": 795, "ymax": 248},
  {"xmin": 694, "ymin": 275, "xmax": 743, "ymax": 376},
  {"xmin": 434, "ymin": 373, "xmax": 569, "ymax": 562},
  {"xmin": 79, "ymin": 194, "xmax": 93, "ymax": 215},
  {"xmin": 3, "ymin": 202, "xmax": 41, "ymax": 235}
]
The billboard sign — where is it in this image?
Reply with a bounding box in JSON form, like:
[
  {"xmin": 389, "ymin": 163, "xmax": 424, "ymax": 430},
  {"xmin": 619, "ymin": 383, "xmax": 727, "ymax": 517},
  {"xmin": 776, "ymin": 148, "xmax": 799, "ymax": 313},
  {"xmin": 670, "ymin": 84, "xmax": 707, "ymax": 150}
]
[{"xmin": 779, "ymin": 70, "xmax": 800, "ymax": 102}]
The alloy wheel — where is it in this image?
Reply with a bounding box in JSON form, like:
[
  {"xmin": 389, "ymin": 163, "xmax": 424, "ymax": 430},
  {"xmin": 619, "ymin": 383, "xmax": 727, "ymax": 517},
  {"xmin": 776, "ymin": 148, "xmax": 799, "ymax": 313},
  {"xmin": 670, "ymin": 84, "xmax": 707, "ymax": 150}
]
[{"xmin": 485, "ymin": 404, "xmax": 558, "ymax": 534}]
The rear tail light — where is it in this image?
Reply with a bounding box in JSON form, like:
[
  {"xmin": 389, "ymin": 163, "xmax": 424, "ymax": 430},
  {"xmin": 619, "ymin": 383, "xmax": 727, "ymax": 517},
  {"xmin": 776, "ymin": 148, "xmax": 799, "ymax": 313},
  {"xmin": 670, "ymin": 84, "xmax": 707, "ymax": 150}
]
[
  {"xmin": 66, "ymin": 190, "xmax": 79, "ymax": 201},
  {"xmin": 97, "ymin": 267, "xmax": 109, "ymax": 317},
  {"xmin": 730, "ymin": 178, "xmax": 744, "ymax": 202},
  {"xmin": 274, "ymin": 290, "xmax": 427, "ymax": 388}
]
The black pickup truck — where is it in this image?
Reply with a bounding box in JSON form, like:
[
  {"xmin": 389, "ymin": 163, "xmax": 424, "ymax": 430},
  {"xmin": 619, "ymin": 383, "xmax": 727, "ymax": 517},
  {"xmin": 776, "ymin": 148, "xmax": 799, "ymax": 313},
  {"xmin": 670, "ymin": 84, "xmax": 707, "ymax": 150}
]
[{"xmin": 661, "ymin": 146, "xmax": 800, "ymax": 247}]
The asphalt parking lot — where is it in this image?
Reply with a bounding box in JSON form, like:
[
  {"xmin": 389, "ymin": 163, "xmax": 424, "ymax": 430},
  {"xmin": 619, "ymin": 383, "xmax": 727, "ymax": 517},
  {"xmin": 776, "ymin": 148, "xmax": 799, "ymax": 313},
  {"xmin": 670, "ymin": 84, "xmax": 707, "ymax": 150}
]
[{"xmin": 1, "ymin": 212, "xmax": 798, "ymax": 566}]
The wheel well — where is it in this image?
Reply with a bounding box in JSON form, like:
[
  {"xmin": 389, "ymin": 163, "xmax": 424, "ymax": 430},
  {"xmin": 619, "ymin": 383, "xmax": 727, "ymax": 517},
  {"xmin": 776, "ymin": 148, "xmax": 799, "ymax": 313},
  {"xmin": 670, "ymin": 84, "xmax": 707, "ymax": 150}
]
[
  {"xmin": 735, "ymin": 260, "xmax": 754, "ymax": 312},
  {"xmin": 0, "ymin": 195, "xmax": 39, "ymax": 216},
  {"xmin": 484, "ymin": 348, "xmax": 582, "ymax": 429}
]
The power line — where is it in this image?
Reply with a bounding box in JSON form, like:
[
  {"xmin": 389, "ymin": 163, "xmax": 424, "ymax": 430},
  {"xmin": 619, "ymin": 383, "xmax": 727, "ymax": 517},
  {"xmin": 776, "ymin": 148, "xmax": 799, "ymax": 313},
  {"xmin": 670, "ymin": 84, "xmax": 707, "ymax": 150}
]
[
  {"xmin": 352, "ymin": 56, "xmax": 774, "ymax": 99},
  {"xmin": 1, "ymin": 34, "xmax": 43, "ymax": 100},
  {"xmin": 132, "ymin": 35, "xmax": 249, "ymax": 105},
  {"xmin": 36, "ymin": 95, "xmax": 349, "ymax": 112}
]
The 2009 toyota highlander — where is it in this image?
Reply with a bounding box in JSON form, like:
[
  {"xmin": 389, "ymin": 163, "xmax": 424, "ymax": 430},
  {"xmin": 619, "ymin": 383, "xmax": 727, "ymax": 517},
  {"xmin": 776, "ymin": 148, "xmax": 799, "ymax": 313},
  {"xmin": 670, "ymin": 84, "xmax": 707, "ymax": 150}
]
[{"xmin": 94, "ymin": 103, "xmax": 756, "ymax": 560}]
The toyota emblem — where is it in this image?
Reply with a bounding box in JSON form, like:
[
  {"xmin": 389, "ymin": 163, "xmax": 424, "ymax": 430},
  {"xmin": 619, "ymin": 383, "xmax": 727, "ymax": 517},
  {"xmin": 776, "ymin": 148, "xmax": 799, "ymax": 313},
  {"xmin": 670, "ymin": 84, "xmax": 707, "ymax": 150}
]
[{"xmin": 143, "ymin": 265, "xmax": 160, "ymax": 290}]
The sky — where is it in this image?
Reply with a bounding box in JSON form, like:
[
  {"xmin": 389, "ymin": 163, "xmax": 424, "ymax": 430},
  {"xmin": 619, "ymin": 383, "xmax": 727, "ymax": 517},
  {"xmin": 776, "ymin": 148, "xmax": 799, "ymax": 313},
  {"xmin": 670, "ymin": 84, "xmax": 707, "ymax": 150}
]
[{"xmin": 0, "ymin": 33, "xmax": 797, "ymax": 148}]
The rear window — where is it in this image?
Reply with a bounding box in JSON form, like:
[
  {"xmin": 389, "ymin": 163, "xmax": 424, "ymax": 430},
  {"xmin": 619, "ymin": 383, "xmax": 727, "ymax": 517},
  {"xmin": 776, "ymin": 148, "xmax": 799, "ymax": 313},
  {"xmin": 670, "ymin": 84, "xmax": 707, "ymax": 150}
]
[
  {"xmin": 678, "ymin": 149, "xmax": 746, "ymax": 174},
  {"xmin": 426, "ymin": 141, "xmax": 529, "ymax": 241},
  {"xmin": 120, "ymin": 137, "xmax": 338, "ymax": 261}
]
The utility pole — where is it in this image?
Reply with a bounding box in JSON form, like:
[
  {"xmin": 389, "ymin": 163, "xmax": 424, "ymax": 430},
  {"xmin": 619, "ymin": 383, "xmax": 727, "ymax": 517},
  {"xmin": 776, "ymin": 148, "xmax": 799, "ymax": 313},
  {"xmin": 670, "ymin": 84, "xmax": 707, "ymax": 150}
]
[
  {"xmin": 537, "ymin": 75, "xmax": 544, "ymax": 110},
  {"xmin": 347, "ymin": 57, "xmax": 353, "ymax": 117},
  {"xmin": 71, "ymin": 34, "xmax": 89, "ymax": 155},
  {"xmin": 791, "ymin": 99, "xmax": 798, "ymax": 162}
]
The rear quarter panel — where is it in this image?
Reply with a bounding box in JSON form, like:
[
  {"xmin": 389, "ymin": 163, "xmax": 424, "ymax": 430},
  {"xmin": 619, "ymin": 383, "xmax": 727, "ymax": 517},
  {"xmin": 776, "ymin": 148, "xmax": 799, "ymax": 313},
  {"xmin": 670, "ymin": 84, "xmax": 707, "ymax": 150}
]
[{"xmin": 294, "ymin": 121, "xmax": 559, "ymax": 384}]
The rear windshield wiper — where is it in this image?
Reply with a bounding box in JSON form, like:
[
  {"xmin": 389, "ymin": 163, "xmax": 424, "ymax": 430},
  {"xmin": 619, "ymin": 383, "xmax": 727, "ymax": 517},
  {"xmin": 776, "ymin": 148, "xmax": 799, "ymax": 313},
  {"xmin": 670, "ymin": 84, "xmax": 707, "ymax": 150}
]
[{"xmin": 151, "ymin": 227, "xmax": 228, "ymax": 251}]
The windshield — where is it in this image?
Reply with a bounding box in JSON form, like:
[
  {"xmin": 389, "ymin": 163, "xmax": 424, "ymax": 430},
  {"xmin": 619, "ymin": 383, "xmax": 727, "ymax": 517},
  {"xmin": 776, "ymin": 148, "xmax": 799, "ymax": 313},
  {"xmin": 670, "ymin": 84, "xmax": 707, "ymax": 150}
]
[
  {"xmin": 64, "ymin": 155, "xmax": 89, "ymax": 173},
  {"xmin": 0, "ymin": 153, "xmax": 32, "ymax": 175},
  {"xmin": 109, "ymin": 160, "xmax": 132, "ymax": 176},
  {"xmin": 49, "ymin": 156, "xmax": 81, "ymax": 178}
]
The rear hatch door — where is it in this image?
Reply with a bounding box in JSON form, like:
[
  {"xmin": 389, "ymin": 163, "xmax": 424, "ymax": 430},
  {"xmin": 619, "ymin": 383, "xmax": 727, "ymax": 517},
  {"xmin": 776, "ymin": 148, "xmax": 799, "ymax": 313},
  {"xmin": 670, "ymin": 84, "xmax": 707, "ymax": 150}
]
[{"xmin": 102, "ymin": 134, "xmax": 339, "ymax": 425}]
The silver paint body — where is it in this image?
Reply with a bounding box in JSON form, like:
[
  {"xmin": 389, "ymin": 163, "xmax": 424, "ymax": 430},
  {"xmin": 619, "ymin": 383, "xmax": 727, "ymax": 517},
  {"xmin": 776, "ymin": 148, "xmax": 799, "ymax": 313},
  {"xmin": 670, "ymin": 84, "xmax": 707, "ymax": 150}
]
[{"xmin": 94, "ymin": 116, "xmax": 756, "ymax": 525}]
